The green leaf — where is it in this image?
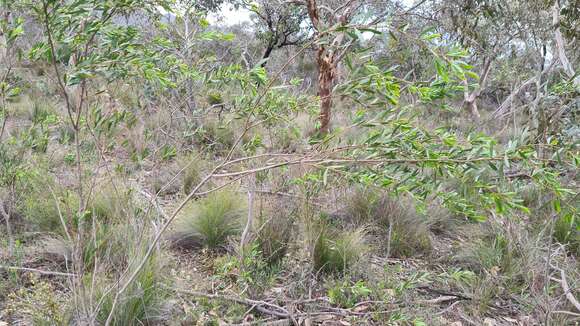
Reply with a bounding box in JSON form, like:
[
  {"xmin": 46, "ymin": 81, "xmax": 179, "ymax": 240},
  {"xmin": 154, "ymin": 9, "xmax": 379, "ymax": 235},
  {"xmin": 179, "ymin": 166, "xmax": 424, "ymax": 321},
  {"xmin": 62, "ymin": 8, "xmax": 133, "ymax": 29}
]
[{"xmin": 553, "ymin": 200, "xmax": 561, "ymax": 213}]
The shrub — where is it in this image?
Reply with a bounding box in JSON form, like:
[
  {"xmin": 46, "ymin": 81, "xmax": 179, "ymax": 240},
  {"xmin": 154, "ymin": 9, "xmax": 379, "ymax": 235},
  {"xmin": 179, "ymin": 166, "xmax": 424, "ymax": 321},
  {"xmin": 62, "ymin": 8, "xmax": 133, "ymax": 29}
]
[
  {"xmin": 215, "ymin": 243, "xmax": 279, "ymax": 296},
  {"xmin": 171, "ymin": 191, "xmax": 243, "ymax": 249},
  {"xmin": 312, "ymin": 224, "xmax": 367, "ymax": 274},
  {"xmin": 326, "ymin": 279, "xmax": 372, "ymax": 308}
]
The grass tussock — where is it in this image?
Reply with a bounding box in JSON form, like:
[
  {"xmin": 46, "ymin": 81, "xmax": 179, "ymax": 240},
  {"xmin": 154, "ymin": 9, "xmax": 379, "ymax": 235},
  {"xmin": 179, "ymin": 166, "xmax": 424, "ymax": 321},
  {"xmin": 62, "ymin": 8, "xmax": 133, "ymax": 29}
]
[
  {"xmin": 455, "ymin": 222, "xmax": 546, "ymax": 294},
  {"xmin": 178, "ymin": 153, "xmax": 205, "ymax": 195},
  {"xmin": 18, "ymin": 176, "xmax": 79, "ymax": 235},
  {"xmin": 94, "ymin": 253, "xmax": 168, "ymax": 326},
  {"xmin": 312, "ymin": 223, "xmax": 367, "ymax": 274},
  {"xmin": 88, "ymin": 224, "xmax": 169, "ymax": 326},
  {"xmin": 553, "ymin": 211, "xmax": 579, "ymax": 256},
  {"xmin": 255, "ymin": 205, "xmax": 294, "ymax": 265},
  {"xmin": 345, "ymin": 189, "xmax": 432, "ymax": 257},
  {"xmin": 171, "ymin": 190, "xmax": 244, "ymax": 249}
]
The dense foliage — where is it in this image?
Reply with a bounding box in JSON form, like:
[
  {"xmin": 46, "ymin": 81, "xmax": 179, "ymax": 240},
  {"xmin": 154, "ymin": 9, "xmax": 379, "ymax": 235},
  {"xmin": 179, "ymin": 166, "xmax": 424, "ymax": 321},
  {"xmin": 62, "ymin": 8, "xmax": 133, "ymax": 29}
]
[{"xmin": 0, "ymin": 0, "xmax": 578, "ymax": 324}]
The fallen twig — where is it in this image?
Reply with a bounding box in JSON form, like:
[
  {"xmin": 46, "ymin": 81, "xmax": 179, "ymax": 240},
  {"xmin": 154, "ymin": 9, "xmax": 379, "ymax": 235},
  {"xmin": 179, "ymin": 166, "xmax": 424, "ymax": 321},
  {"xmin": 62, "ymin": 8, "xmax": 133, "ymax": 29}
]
[
  {"xmin": 165, "ymin": 286, "xmax": 296, "ymax": 322},
  {"xmin": 418, "ymin": 295, "xmax": 459, "ymax": 305},
  {"xmin": 0, "ymin": 265, "xmax": 76, "ymax": 277},
  {"xmin": 549, "ymin": 263, "xmax": 580, "ymax": 312}
]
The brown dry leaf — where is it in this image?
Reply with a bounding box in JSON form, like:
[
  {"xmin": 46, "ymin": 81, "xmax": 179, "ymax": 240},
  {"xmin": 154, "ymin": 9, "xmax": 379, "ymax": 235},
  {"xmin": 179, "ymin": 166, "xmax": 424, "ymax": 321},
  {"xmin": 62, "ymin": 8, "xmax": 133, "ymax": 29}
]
[
  {"xmin": 484, "ymin": 318, "xmax": 498, "ymax": 326},
  {"xmin": 450, "ymin": 322, "xmax": 462, "ymax": 326}
]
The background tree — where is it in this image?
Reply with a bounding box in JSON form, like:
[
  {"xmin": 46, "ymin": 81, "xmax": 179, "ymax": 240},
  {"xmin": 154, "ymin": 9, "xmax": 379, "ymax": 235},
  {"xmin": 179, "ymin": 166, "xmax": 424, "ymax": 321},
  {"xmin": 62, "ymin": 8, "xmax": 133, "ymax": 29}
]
[{"xmin": 244, "ymin": 0, "xmax": 310, "ymax": 67}]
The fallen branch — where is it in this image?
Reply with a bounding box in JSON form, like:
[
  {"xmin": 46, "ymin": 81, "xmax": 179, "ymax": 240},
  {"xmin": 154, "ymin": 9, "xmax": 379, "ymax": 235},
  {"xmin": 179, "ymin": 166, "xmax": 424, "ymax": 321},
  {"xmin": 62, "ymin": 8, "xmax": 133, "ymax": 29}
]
[
  {"xmin": 165, "ymin": 286, "xmax": 295, "ymax": 321},
  {"xmin": 549, "ymin": 264, "xmax": 580, "ymax": 312},
  {"xmin": 0, "ymin": 265, "xmax": 76, "ymax": 277},
  {"xmin": 418, "ymin": 295, "xmax": 459, "ymax": 305}
]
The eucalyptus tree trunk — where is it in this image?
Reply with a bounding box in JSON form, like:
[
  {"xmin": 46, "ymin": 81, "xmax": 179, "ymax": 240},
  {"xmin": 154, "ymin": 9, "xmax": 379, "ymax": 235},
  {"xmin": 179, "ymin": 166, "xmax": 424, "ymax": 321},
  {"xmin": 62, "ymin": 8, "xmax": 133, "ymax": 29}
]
[
  {"xmin": 463, "ymin": 56, "xmax": 493, "ymax": 119},
  {"xmin": 305, "ymin": 0, "xmax": 353, "ymax": 134},
  {"xmin": 316, "ymin": 47, "xmax": 335, "ymax": 134},
  {"xmin": 552, "ymin": 0, "xmax": 579, "ymax": 90}
]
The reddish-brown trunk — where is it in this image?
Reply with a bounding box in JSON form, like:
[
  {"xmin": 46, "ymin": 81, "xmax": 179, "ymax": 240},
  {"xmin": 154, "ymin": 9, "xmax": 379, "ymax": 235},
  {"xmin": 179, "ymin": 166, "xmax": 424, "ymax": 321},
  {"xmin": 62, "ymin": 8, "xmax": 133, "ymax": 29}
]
[{"xmin": 317, "ymin": 48, "xmax": 334, "ymax": 133}]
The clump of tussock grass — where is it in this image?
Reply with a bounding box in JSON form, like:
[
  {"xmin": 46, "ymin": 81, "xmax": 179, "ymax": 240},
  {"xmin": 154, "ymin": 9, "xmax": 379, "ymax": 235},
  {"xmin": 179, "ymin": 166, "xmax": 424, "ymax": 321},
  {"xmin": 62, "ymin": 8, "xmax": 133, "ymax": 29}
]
[
  {"xmin": 27, "ymin": 99, "xmax": 57, "ymax": 124},
  {"xmin": 455, "ymin": 222, "xmax": 546, "ymax": 293},
  {"xmin": 89, "ymin": 182, "xmax": 134, "ymax": 223},
  {"xmin": 344, "ymin": 189, "xmax": 432, "ymax": 257},
  {"xmin": 41, "ymin": 222, "xmax": 129, "ymax": 273},
  {"xmin": 312, "ymin": 222, "xmax": 367, "ymax": 274},
  {"xmin": 92, "ymin": 239, "xmax": 169, "ymax": 325},
  {"xmin": 254, "ymin": 204, "xmax": 295, "ymax": 265},
  {"xmin": 178, "ymin": 153, "xmax": 205, "ymax": 195},
  {"xmin": 39, "ymin": 182, "xmax": 149, "ymax": 272},
  {"xmin": 553, "ymin": 211, "xmax": 579, "ymax": 256},
  {"xmin": 95, "ymin": 252, "xmax": 169, "ymax": 326},
  {"xmin": 424, "ymin": 203, "xmax": 460, "ymax": 235},
  {"xmin": 170, "ymin": 191, "xmax": 244, "ymax": 250},
  {"xmin": 198, "ymin": 120, "xmax": 236, "ymax": 151},
  {"xmin": 18, "ymin": 175, "xmax": 79, "ymax": 235}
]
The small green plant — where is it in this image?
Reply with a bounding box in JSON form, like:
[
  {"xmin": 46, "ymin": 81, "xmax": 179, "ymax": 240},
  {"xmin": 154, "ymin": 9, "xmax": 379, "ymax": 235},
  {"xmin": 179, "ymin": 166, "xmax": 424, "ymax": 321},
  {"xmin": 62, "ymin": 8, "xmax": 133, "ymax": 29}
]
[
  {"xmin": 327, "ymin": 279, "xmax": 372, "ymax": 308},
  {"xmin": 215, "ymin": 242, "xmax": 279, "ymax": 296},
  {"xmin": 171, "ymin": 191, "xmax": 243, "ymax": 249},
  {"xmin": 312, "ymin": 224, "xmax": 367, "ymax": 274},
  {"xmin": 394, "ymin": 271, "xmax": 432, "ymax": 296},
  {"xmin": 160, "ymin": 144, "xmax": 177, "ymax": 161}
]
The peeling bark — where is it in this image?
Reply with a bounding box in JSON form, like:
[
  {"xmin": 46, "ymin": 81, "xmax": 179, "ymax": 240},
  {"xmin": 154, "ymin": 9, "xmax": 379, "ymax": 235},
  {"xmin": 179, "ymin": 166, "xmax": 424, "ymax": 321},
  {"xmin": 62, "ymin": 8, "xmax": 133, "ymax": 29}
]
[{"xmin": 305, "ymin": 0, "xmax": 354, "ymax": 134}]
